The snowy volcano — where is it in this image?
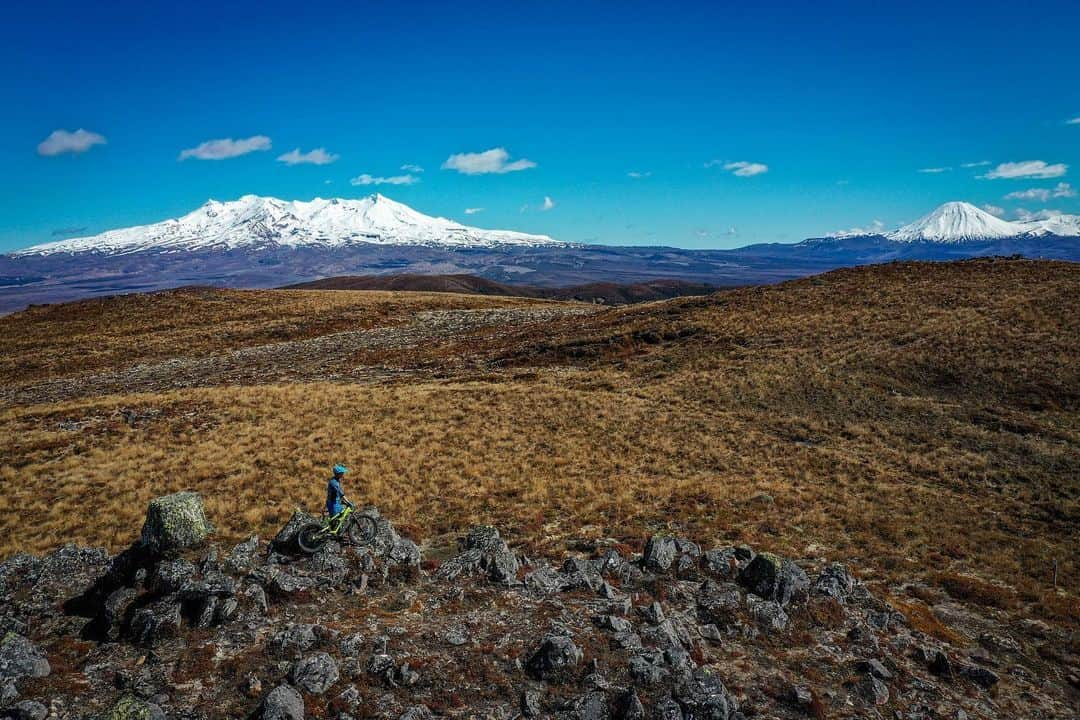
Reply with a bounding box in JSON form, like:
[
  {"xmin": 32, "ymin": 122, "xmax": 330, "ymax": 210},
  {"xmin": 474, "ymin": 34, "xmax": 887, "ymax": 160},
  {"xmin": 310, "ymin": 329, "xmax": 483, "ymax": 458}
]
[
  {"xmin": 880, "ymin": 201, "xmax": 1080, "ymax": 242},
  {"xmin": 887, "ymin": 202, "xmax": 1023, "ymax": 242},
  {"xmin": 17, "ymin": 194, "xmax": 560, "ymax": 256}
]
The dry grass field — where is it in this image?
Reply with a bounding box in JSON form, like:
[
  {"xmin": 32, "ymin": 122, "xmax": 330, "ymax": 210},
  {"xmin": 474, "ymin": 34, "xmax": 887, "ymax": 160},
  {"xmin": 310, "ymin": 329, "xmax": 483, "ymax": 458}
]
[{"xmin": 1, "ymin": 258, "xmax": 1077, "ymax": 628}]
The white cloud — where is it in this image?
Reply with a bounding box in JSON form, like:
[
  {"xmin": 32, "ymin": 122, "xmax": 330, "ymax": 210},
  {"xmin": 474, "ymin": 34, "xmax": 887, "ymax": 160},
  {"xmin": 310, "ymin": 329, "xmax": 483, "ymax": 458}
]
[
  {"xmin": 982, "ymin": 160, "xmax": 1067, "ymax": 180},
  {"xmin": 179, "ymin": 135, "xmax": 271, "ymax": 161},
  {"xmin": 918, "ymin": 166, "xmax": 951, "ymax": 174},
  {"xmin": 276, "ymin": 147, "xmax": 339, "ymax": 166},
  {"xmin": 400, "ymin": 164, "xmax": 424, "ymax": 173},
  {"xmin": 1066, "ymin": 117, "xmax": 1080, "ymax": 125},
  {"xmin": 464, "ymin": 207, "xmax": 484, "ymax": 215},
  {"xmin": 442, "ymin": 147, "xmax": 536, "ymax": 175},
  {"xmin": 1015, "ymin": 207, "xmax": 1063, "ymax": 222},
  {"xmin": 541, "ymin": 196, "xmax": 556, "ymax": 211},
  {"xmin": 961, "ymin": 160, "xmax": 991, "ymax": 168},
  {"xmin": 710, "ymin": 160, "xmax": 768, "ymax": 177},
  {"xmin": 37, "ymin": 128, "xmax": 107, "ymax": 156},
  {"xmin": 349, "ymin": 173, "xmax": 419, "ymax": 186},
  {"xmin": 981, "ymin": 204, "xmax": 1005, "ymax": 217},
  {"xmin": 1003, "ymin": 182, "xmax": 1076, "ymax": 202},
  {"xmin": 628, "ymin": 171, "xmax": 651, "ymax": 179}
]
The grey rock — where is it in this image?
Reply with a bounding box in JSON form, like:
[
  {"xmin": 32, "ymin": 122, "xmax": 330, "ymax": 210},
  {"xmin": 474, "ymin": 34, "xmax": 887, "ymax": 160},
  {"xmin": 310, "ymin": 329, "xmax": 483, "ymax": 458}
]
[
  {"xmin": 697, "ymin": 580, "xmax": 742, "ymax": 625},
  {"xmin": 747, "ymin": 596, "xmax": 789, "ymax": 633},
  {"xmin": 101, "ymin": 587, "xmax": 138, "ymax": 641},
  {"xmin": 859, "ymin": 658, "xmax": 893, "ymax": 680},
  {"xmin": 523, "ymin": 565, "xmax": 564, "ymax": 594},
  {"xmin": 564, "ymin": 691, "xmax": 609, "ymax": 720},
  {"xmin": 521, "ymin": 689, "xmax": 544, "ymax": 717},
  {"xmin": 270, "ymin": 510, "xmax": 319, "ymax": 553},
  {"xmin": 105, "ymin": 695, "xmax": 166, "ymax": 720},
  {"xmin": 6, "ymin": 701, "xmax": 47, "ymax": 720},
  {"xmin": 639, "ymin": 601, "xmax": 665, "ymax": 625},
  {"xmin": 127, "ymin": 600, "xmax": 182, "ymax": 646},
  {"xmin": 269, "ymin": 623, "xmax": 319, "ymax": 657},
  {"xmin": 615, "ymin": 690, "xmax": 646, "ymax": 720},
  {"xmin": 291, "ymin": 652, "xmax": 339, "ymax": 694},
  {"xmin": 628, "ymin": 654, "xmax": 668, "ymax": 685},
  {"xmin": 436, "ymin": 525, "xmax": 519, "ymax": 584},
  {"xmin": 813, "ymin": 563, "xmax": 856, "ymax": 601},
  {"xmin": 596, "ymin": 614, "xmax": 633, "ymax": 633},
  {"xmin": 339, "ymin": 632, "xmax": 365, "ymax": 657},
  {"xmin": 224, "ymin": 535, "xmax": 261, "ymax": 574},
  {"xmin": 149, "ymin": 559, "xmax": 197, "ymax": 596},
  {"xmin": 398, "ymin": 707, "xmax": 433, "ymax": 720},
  {"xmin": 959, "ymin": 663, "xmax": 999, "ymax": 688},
  {"xmin": 526, "ymin": 633, "xmax": 583, "ymax": 681},
  {"xmin": 260, "ymin": 684, "xmax": 304, "ymax": 720},
  {"xmin": 0, "ymin": 634, "xmax": 50, "ymax": 680},
  {"xmin": 652, "ymin": 698, "xmax": 683, "ymax": 720},
  {"xmin": 642, "ymin": 535, "xmax": 678, "ymax": 572},
  {"xmin": 859, "ymin": 675, "xmax": 889, "ymax": 705},
  {"xmin": 737, "ymin": 552, "xmax": 809, "ymax": 607},
  {"xmin": 139, "ymin": 492, "xmax": 214, "ymax": 554},
  {"xmin": 674, "ymin": 668, "xmax": 739, "ymax": 720}
]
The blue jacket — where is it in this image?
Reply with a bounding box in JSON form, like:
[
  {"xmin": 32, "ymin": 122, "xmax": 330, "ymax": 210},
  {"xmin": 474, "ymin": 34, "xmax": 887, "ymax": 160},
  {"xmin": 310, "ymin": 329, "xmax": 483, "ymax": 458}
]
[{"xmin": 326, "ymin": 476, "xmax": 344, "ymax": 515}]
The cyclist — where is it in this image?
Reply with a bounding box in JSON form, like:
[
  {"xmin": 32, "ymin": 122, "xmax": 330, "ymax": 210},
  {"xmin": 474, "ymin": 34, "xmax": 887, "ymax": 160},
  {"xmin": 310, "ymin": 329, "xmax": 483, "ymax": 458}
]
[{"xmin": 326, "ymin": 464, "xmax": 349, "ymax": 517}]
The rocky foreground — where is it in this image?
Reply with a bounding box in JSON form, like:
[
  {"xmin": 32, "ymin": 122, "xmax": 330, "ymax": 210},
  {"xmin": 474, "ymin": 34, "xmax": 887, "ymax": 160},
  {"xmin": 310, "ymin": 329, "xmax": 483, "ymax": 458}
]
[{"xmin": 0, "ymin": 493, "xmax": 1074, "ymax": 719}]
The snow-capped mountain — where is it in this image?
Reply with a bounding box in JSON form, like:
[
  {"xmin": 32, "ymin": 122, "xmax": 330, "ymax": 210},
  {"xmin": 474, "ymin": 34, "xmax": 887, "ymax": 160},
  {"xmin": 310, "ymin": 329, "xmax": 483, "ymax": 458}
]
[
  {"xmin": 887, "ymin": 202, "xmax": 1022, "ymax": 243},
  {"xmin": 1019, "ymin": 213, "xmax": 1080, "ymax": 237},
  {"xmin": 17, "ymin": 194, "xmax": 560, "ymax": 256}
]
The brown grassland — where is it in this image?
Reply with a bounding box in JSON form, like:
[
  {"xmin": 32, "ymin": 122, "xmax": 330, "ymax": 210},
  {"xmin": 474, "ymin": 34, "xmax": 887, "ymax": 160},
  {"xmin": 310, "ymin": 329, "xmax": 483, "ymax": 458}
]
[{"xmin": 1, "ymin": 258, "xmax": 1077, "ymax": 628}]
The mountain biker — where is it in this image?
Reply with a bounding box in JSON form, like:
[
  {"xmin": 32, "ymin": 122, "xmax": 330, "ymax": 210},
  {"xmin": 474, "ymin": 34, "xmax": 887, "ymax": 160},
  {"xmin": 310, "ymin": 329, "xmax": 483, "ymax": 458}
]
[{"xmin": 326, "ymin": 464, "xmax": 348, "ymax": 517}]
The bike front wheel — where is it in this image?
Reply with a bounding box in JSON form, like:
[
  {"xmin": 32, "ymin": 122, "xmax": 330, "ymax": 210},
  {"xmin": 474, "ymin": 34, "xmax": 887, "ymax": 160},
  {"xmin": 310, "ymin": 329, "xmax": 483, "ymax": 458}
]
[
  {"xmin": 297, "ymin": 523, "xmax": 329, "ymax": 553},
  {"xmin": 346, "ymin": 515, "xmax": 378, "ymax": 545}
]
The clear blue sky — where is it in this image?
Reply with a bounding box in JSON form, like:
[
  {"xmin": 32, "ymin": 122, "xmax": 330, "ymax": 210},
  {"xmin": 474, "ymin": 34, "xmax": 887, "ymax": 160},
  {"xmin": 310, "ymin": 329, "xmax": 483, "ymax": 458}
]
[{"xmin": 2, "ymin": 0, "xmax": 1078, "ymax": 252}]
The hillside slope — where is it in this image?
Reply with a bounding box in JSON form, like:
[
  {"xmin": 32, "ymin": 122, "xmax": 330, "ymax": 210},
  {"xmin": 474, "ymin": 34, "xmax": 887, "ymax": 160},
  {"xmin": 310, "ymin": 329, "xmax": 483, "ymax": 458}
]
[{"xmin": 0, "ymin": 259, "xmax": 1076, "ymax": 644}]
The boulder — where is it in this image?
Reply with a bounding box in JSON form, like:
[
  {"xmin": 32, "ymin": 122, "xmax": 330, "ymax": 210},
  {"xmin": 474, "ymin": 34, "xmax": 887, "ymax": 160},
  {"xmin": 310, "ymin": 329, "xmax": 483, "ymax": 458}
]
[
  {"xmin": 737, "ymin": 552, "xmax": 809, "ymax": 607},
  {"xmin": 525, "ymin": 633, "xmax": 583, "ymax": 681},
  {"xmin": 259, "ymin": 684, "xmax": 304, "ymax": 720},
  {"xmin": 139, "ymin": 492, "xmax": 214, "ymax": 555},
  {"xmin": 290, "ymin": 652, "xmax": 339, "ymax": 694},
  {"xmin": 149, "ymin": 559, "xmax": 197, "ymax": 596},
  {"xmin": 747, "ymin": 596, "xmax": 789, "ymax": 634},
  {"xmin": 0, "ymin": 634, "xmax": 50, "ymax": 680},
  {"xmin": 642, "ymin": 535, "xmax": 677, "ymax": 572},
  {"xmin": 701, "ymin": 547, "xmax": 755, "ymax": 580}
]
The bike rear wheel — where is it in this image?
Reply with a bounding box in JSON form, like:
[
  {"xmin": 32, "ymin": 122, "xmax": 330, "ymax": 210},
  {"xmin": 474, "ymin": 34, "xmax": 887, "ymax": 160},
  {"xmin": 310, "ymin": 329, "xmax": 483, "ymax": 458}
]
[
  {"xmin": 346, "ymin": 515, "xmax": 378, "ymax": 545},
  {"xmin": 297, "ymin": 523, "xmax": 329, "ymax": 553}
]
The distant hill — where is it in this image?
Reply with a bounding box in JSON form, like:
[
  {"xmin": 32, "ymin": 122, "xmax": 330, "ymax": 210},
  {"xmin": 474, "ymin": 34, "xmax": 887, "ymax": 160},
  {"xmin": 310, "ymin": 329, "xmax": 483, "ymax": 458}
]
[{"xmin": 282, "ymin": 274, "xmax": 718, "ymax": 304}]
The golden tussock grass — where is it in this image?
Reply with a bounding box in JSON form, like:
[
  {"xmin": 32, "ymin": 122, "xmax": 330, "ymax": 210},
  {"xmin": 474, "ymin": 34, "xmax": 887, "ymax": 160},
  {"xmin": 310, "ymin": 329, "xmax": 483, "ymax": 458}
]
[{"xmin": 0, "ymin": 258, "xmax": 1076, "ymax": 628}]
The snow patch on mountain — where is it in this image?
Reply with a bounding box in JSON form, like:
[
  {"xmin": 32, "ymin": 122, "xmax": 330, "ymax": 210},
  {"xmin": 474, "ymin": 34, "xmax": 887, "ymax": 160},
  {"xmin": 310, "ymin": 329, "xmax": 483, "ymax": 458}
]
[{"xmin": 18, "ymin": 194, "xmax": 560, "ymax": 256}]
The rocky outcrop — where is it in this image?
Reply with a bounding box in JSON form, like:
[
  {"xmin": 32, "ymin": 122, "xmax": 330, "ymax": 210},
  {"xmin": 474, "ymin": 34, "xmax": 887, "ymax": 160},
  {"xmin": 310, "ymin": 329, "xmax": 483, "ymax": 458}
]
[{"xmin": 0, "ymin": 495, "xmax": 1068, "ymax": 719}]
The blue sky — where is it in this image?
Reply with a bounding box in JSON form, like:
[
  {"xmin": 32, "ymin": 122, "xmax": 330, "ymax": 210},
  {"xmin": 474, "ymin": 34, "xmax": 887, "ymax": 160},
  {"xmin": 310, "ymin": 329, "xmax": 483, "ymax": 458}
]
[{"xmin": 1, "ymin": 0, "xmax": 1078, "ymax": 252}]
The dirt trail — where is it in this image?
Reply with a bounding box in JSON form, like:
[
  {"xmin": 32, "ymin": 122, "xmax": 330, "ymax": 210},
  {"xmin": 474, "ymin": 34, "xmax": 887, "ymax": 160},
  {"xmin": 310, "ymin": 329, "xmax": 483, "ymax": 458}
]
[{"xmin": 2, "ymin": 306, "xmax": 598, "ymax": 407}]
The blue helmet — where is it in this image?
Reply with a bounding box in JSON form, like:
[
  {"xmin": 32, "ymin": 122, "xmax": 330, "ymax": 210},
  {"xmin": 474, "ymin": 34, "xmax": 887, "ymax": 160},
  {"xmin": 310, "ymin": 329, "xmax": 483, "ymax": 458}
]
[{"xmin": 333, "ymin": 464, "xmax": 347, "ymax": 475}]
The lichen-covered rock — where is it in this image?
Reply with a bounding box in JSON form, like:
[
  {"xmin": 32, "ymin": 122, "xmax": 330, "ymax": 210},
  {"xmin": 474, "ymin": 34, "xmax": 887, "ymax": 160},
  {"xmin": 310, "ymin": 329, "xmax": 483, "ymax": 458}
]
[
  {"xmin": 526, "ymin": 633, "xmax": 583, "ymax": 681},
  {"xmin": 642, "ymin": 534, "xmax": 678, "ymax": 571},
  {"xmin": 737, "ymin": 552, "xmax": 809, "ymax": 607},
  {"xmin": 127, "ymin": 599, "xmax": 181, "ymax": 646},
  {"xmin": 0, "ymin": 634, "xmax": 50, "ymax": 680},
  {"xmin": 224, "ymin": 535, "xmax": 261, "ymax": 574},
  {"xmin": 5, "ymin": 700, "xmax": 48, "ymax": 720},
  {"xmin": 290, "ymin": 651, "xmax": 339, "ymax": 694},
  {"xmin": 106, "ymin": 695, "xmax": 166, "ymax": 720},
  {"xmin": 149, "ymin": 558, "xmax": 197, "ymax": 596},
  {"xmin": 269, "ymin": 623, "xmax": 320, "ymax": 657},
  {"xmin": 139, "ymin": 492, "xmax": 214, "ymax": 555},
  {"xmin": 259, "ymin": 684, "xmax": 304, "ymax": 720}
]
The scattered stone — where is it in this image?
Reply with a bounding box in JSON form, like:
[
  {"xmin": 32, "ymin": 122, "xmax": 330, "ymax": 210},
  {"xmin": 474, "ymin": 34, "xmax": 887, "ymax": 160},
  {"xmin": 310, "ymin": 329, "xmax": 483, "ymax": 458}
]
[
  {"xmin": 269, "ymin": 623, "xmax": 319, "ymax": 657},
  {"xmin": 859, "ymin": 675, "xmax": 890, "ymax": 705},
  {"xmin": 521, "ymin": 689, "xmax": 544, "ymax": 717},
  {"xmin": 259, "ymin": 684, "xmax": 304, "ymax": 720},
  {"xmin": 813, "ymin": 563, "xmax": 856, "ymax": 601},
  {"xmin": 525, "ymin": 633, "xmax": 583, "ymax": 681},
  {"xmin": 127, "ymin": 600, "xmax": 181, "ymax": 646},
  {"xmin": 290, "ymin": 652, "xmax": 339, "ymax": 694},
  {"xmin": 642, "ymin": 534, "xmax": 678, "ymax": 571},
  {"xmin": 0, "ymin": 634, "xmax": 50, "ymax": 680},
  {"xmin": 959, "ymin": 663, "xmax": 999, "ymax": 688},
  {"xmin": 224, "ymin": 535, "xmax": 260, "ymax": 573},
  {"xmin": 5, "ymin": 701, "xmax": 47, "ymax": 720}
]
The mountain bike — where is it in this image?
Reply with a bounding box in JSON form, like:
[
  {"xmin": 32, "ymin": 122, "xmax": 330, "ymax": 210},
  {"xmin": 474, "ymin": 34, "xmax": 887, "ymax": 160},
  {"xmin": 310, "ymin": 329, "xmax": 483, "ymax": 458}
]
[{"xmin": 297, "ymin": 499, "xmax": 378, "ymax": 553}]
